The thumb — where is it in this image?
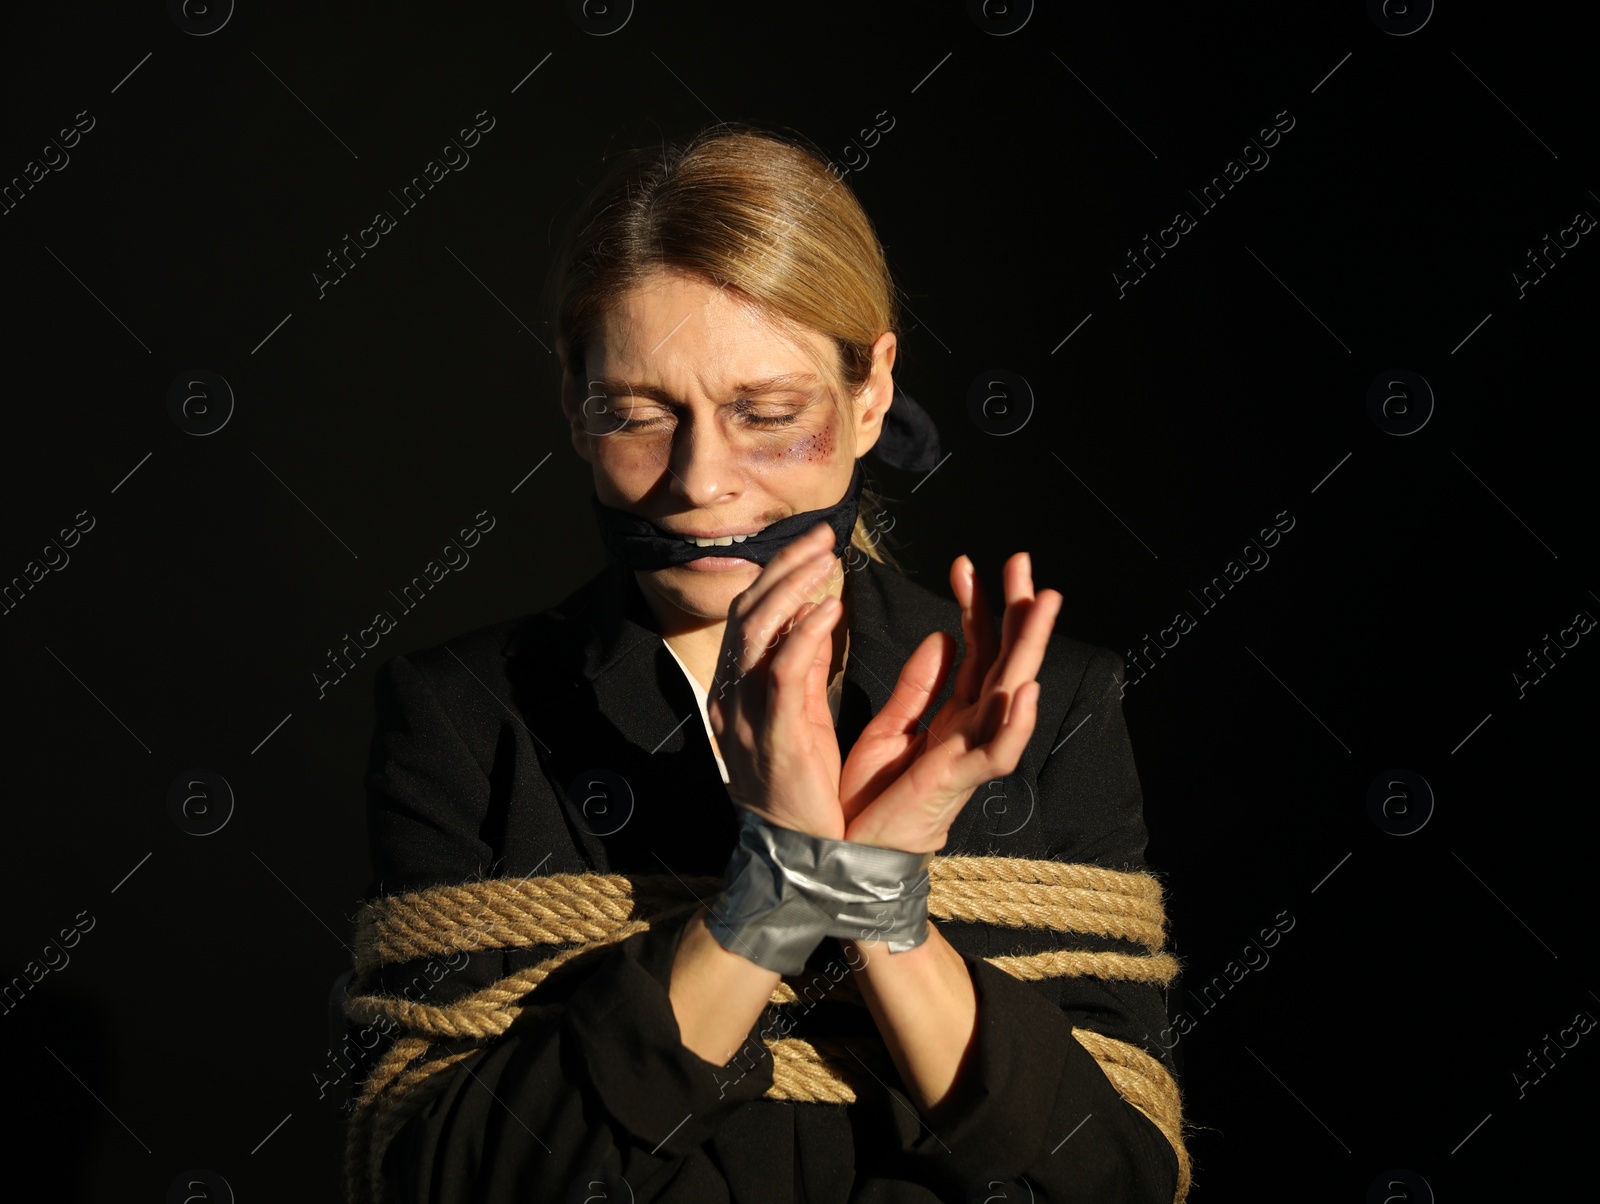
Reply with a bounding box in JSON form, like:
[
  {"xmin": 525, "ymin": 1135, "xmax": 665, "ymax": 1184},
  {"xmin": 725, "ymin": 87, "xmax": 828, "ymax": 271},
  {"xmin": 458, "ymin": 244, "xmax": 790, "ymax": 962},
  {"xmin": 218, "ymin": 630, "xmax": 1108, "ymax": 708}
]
[{"xmin": 858, "ymin": 630, "xmax": 953, "ymax": 744}]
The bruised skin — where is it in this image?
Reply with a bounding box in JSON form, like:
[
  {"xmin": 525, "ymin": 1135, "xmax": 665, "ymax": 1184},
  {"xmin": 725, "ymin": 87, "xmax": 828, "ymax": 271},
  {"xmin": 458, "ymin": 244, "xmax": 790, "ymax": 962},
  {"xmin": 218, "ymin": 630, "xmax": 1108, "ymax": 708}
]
[{"xmin": 776, "ymin": 424, "xmax": 836, "ymax": 465}]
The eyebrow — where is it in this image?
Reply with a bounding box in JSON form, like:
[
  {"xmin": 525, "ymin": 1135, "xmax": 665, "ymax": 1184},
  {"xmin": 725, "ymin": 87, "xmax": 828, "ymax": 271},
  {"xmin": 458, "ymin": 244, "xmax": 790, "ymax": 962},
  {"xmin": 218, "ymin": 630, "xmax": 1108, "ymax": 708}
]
[{"xmin": 590, "ymin": 372, "xmax": 824, "ymax": 403}]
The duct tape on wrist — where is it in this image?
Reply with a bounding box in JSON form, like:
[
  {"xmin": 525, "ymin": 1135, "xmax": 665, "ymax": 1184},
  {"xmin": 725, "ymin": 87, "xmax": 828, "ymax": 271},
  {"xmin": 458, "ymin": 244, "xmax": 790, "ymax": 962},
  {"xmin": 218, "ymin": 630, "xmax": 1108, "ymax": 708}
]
[{"xmin": 703, "ymin": 807, "xmax": 935, "ymax": 975}]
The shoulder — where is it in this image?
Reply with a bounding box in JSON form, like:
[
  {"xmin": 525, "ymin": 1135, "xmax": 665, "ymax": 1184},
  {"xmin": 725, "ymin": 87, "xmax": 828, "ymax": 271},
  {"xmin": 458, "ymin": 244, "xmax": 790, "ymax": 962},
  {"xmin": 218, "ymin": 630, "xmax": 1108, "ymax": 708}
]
[{"xmin": 373, "ymin": 564, "xmax": 615, "ymax": 708}]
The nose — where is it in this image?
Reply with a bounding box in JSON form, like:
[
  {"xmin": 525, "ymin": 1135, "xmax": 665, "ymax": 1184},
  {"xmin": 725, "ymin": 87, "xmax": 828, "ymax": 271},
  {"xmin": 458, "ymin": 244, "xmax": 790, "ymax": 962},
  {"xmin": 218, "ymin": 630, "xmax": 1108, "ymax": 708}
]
[{"xmin": 665, "ymin": 409, "xmax": 743, "ymax": 507}]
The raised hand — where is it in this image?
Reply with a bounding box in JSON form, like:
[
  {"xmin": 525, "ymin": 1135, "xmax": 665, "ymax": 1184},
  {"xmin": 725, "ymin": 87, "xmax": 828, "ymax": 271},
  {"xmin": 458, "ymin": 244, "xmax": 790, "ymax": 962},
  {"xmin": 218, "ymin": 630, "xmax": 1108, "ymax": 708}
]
[
  {"xmin": 707, "ymin": 522, "xmax": 850, "ymax": 841},
  {"xmin": 837, "ymin": 551, "xmax": 1062, "ymax": 854}
]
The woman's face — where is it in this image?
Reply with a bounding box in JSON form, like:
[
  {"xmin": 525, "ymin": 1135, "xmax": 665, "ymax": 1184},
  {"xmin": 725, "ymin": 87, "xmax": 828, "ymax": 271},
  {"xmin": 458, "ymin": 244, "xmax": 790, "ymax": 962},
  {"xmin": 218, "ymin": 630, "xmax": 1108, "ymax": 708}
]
[{"xmin": 561, "ymin": 268, "xmax": 895, "ymax": 631}]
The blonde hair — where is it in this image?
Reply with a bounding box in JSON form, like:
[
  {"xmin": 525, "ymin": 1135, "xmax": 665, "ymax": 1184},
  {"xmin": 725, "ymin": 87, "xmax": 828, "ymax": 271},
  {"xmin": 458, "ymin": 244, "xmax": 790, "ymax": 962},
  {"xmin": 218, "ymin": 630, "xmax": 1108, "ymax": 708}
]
[{"xmin": 541, "ymin": 121, "xmax": 905, "ymax": 571}]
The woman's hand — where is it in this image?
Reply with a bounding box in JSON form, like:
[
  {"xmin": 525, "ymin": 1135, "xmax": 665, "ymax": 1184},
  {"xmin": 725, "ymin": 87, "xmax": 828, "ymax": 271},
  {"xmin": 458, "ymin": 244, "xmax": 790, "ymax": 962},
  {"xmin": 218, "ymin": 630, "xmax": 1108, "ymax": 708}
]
[
  {"xmin": 838, "ymin": 551, "xmax": 1062, "ymax": 854},
  {"xmin": 708, "ymin": 522, "xmax": 849, "ymax": 841}
]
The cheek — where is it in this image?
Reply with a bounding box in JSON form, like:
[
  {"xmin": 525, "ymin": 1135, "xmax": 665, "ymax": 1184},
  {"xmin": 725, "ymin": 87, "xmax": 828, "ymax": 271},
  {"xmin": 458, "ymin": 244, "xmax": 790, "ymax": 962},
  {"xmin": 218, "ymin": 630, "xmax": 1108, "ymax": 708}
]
[
  {"xmin": 595, "ymin": 438, "xmax": 661, "ymax": 478},
  {"xmin": 776, "ymin": 425, "xmax": 836, "ymax": 464}
]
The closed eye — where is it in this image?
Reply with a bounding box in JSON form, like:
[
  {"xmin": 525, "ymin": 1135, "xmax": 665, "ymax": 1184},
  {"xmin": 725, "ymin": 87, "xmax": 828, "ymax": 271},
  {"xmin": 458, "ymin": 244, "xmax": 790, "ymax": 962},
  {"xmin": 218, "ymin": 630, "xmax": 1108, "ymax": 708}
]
[{"xmin": 609, "ymin": 400, "xmax": 802, "ymax": 431}]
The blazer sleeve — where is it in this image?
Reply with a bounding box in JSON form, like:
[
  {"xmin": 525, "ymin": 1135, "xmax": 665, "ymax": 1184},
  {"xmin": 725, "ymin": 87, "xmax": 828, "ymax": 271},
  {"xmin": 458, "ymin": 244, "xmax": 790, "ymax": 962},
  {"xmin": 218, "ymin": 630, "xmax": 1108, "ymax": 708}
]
[
  {"xmin": 897, "ymin": 646, "xmax": 1185, "ymax": 1203},
  {"xmin": 358, "ymin": 653, "xmax": 775, "ymax": 1202}
]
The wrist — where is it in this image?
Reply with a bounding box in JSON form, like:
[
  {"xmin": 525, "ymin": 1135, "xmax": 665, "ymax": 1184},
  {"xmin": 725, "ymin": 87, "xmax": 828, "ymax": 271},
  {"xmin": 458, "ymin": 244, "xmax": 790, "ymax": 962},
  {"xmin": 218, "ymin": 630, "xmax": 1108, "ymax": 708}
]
[
  {"xmin": 708, "ymin": 809, "xmax": 934, "ymax": 974},
  {"xmin": 741, "ymin": 805, "xmax": 845, "ymax": 843},
  {"xmin": 841, "ymin": 818, "xmax": 947, "ymax": 856}
]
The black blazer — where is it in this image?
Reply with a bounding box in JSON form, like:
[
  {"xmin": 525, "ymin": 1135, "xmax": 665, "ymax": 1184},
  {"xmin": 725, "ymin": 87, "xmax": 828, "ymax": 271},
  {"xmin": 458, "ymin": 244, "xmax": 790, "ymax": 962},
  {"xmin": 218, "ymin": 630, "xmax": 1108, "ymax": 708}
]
[{"xmin": 360, "ymin": 553, "xmax": 1181, "ymax": 1203}]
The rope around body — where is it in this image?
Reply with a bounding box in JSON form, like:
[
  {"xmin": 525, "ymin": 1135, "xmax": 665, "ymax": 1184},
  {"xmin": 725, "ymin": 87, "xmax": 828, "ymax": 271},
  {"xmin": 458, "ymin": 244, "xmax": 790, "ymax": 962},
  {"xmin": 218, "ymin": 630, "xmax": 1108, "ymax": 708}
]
[{"xmin": 343, "ymin": 857, "xmax": 1193, "ymax": 1203}]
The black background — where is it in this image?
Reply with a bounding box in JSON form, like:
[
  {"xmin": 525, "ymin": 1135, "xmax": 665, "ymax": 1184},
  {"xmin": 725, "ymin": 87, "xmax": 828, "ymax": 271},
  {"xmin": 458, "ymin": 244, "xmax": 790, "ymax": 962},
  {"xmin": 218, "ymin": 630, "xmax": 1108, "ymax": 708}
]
[{"xmin": 0, "ymin": 2, "xmax": 1593, "ymax": 1200}]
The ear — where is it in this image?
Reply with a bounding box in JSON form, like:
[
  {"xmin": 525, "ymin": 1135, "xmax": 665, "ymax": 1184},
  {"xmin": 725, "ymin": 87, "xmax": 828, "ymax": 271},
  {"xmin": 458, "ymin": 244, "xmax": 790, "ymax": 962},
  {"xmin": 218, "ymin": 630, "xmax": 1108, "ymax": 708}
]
[{"xmin": 849, "ymin": 330, "xmax": 898, "ymax": 459}]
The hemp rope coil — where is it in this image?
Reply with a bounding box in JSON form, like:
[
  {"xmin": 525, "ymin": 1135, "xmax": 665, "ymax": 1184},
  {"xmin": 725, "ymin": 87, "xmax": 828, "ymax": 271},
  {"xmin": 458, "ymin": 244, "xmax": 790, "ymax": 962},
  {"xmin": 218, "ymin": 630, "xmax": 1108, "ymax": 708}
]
[{"xmin": 343, "ymin": 857, "xmax": 1193, "ymax": 1204}]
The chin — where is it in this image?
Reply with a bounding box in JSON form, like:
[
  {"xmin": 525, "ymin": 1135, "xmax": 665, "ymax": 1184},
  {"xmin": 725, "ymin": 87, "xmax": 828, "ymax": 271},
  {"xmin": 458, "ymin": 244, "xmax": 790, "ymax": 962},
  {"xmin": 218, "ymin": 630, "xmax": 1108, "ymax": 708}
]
[{"xmin": 648, "ymin": 559, "xmax": 759, "ymax": 611}]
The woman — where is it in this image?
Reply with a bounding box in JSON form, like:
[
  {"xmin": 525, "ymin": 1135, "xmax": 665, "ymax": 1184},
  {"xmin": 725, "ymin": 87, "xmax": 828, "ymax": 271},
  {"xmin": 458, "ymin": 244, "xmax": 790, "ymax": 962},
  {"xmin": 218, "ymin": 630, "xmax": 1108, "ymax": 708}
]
[{"xmin": 348, "ymin": 124, "xmax": 1188, "ymax": 1203}]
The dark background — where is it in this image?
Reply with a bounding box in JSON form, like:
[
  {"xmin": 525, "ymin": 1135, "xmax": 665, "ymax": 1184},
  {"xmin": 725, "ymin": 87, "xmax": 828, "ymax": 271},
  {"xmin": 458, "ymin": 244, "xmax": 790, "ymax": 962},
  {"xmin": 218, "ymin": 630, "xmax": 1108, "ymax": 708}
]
[{"xmin": 1, "ymin": 2, "xmax": 1592, "ymax": 1200}]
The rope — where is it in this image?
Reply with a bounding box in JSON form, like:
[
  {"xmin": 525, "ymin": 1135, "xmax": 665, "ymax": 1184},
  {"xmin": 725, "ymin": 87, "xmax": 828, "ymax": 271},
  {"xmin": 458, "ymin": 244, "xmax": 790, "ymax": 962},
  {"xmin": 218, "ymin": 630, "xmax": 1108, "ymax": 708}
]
[
  {"xmin": 1071, "ymin": 1028, "xmax": 1192, "ymax": 1202},
  {"xmin": 343, "ymin": 858, "xmax": 1192, "ymax": 1204}
]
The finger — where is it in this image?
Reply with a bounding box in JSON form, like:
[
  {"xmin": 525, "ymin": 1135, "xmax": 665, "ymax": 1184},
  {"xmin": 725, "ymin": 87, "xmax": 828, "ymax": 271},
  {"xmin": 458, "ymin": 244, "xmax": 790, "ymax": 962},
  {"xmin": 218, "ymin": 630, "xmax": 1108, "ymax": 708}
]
[
  {"xmin": 954, "ymin": 679, "xmax": 1041, "ymax": 787},
  {"xmin": 767, "ymin": 596, "xmax": 842, "ymax": 728},
  {"xmin": 802, "ymin": 601, "xmax": 838, "ymax": 727},
  {"xmin": 985, "ymin": 587, "xmax": 1062, "ymax": 706},
  {"xmin": 734, "ymin": 521, "xmax": 836, "ymax": 618},
  {"xmin": 983, "ymin": 554, "xmax": 1060, "ymax": 698},
  {"xmin": 740, "ymin": 554, "xmax": 840, "ymax": 690},
  {"xmin": 951, "ymin": 556, "xmax": 997, "ymax": 706},
  {"xmin": 858, "ymin": 630, "xmax": 956, "ymax": 744},
  {"xmin": 839, "ymin": 637, "xmax": 947, "ymax": 822},
  {"xmin": 992, "ymin": 553, "xmax": 1037, "ymax": 674},
  {"xmin": 723, "ymin": 524, "xmax": 840, "ymax": 679},
  {"xmin": 714, "ymin": 543, "xmax": 837, "ymax": 704},
  {"xmin": 715, "ymin": 594, "xmax": 834, "ymax": 764}
]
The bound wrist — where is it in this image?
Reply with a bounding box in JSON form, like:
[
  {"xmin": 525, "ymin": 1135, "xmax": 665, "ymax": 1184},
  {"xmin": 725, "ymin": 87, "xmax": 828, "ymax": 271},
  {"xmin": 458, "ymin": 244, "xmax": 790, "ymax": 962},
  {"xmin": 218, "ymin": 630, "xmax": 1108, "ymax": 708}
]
[{"xmin": 707, "ymin": 808, "xmax": 934, "ymax": 975}]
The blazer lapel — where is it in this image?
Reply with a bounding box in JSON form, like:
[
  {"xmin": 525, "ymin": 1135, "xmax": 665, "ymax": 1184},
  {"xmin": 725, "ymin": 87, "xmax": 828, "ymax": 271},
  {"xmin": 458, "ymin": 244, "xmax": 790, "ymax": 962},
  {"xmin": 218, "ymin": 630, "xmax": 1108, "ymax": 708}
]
[{"xmin": 501, "ymin": 562, "xmax": 738, "ymax": 879}]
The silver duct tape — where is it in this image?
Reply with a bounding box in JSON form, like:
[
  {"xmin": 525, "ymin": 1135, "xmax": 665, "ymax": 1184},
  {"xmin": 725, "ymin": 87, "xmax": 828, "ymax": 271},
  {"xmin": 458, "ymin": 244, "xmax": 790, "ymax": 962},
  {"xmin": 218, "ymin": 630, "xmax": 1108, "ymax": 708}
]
[{"xmin": 704, "ymin": 807, "xmax": 935, "ymax": 974}]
